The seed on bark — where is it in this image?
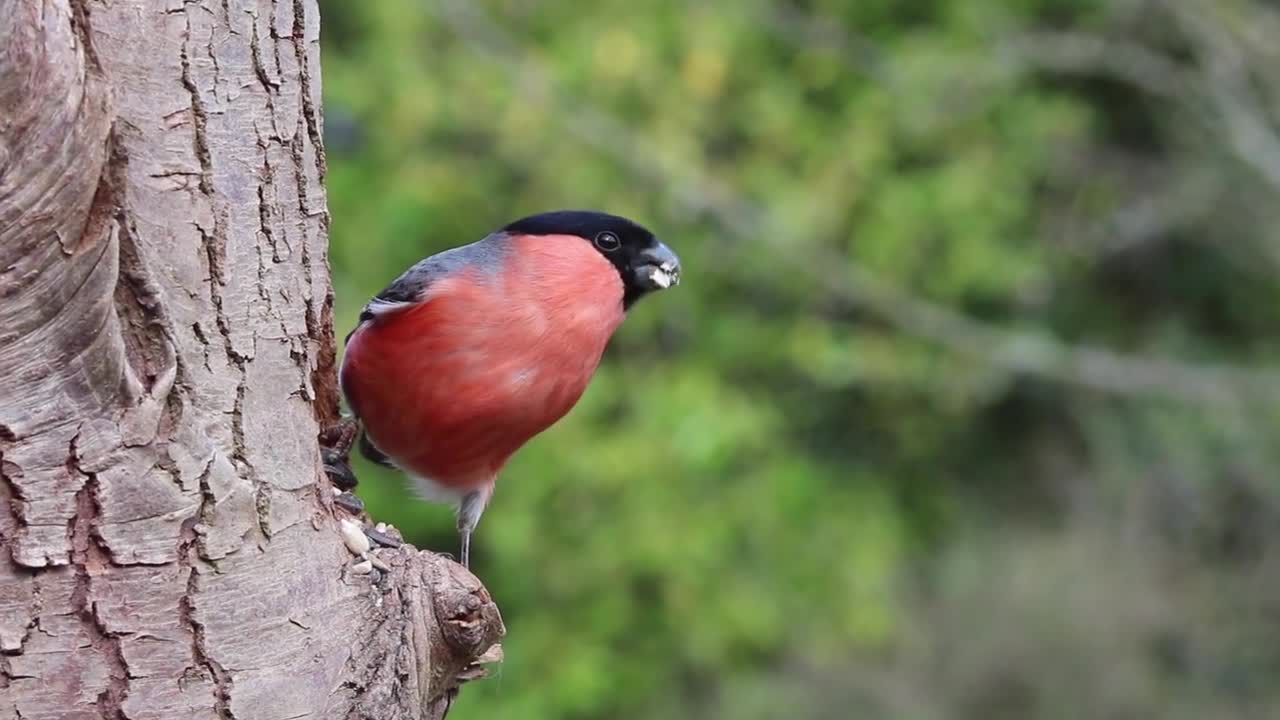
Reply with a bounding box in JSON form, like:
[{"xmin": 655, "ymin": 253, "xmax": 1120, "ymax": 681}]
[{"xmin": 340, "ymin": 518, "xmax": 371, "ymax": 556}]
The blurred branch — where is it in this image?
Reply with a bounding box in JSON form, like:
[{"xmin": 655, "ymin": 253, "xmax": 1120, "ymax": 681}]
[
  {"xmin": 1000, "ymin": 31, "xmax": 1190, "ymax": 99},
  {"xmin": 1091, "ymin": 174, "xmax": 1218, "ymax": 255},
  {"xmin": 1002, "ymin": 12, "xmax": 1280, "ymax": 279},
  {"xmin": 1166, "ymin": 0, "xmax": 1280, "ymax": 196},
  {"xmin": 1002, "ymin": 5, "xmax": 1280, "ymax": 199},
  {"xmin": 769, "ymin": 1, "xmax": 1280, "ymax": 264},
  {"xmin": 433, "ymin": 0, "xmax": 1280, "ymax": 405}
]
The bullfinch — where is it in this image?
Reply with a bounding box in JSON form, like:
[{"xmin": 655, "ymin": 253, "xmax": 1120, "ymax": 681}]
[{"xmin": 337, "ymin": 210, "xmax": 682, "ymax": 567}]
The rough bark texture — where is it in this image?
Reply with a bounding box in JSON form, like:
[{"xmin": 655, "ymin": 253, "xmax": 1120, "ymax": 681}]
[{"xmin": 0, "ymin": 2, "xmax": 503, "ymax": 718}]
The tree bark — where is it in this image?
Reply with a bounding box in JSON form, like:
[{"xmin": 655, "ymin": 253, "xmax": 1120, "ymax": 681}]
[{"xmin": 0, "ymin": 2, "xmax": 503, "ymax": 718}]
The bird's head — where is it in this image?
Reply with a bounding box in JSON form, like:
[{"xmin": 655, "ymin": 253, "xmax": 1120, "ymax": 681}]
[{"xmin": 502, "ymin": 210, "xmax": 682, "ymax": 308}]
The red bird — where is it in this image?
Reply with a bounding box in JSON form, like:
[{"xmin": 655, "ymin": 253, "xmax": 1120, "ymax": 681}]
[{"xmin": 338, "ymin": 211, "xmax": 681, "ymax": 567}]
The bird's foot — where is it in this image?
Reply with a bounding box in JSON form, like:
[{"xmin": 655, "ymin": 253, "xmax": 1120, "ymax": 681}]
[
  {"xmin": 319, "ymin": 416, "xmax": 360, "ymax": 453},
  {"xmin": 319, "ymin": 418, "xmax": 361, "ymax": 491}
]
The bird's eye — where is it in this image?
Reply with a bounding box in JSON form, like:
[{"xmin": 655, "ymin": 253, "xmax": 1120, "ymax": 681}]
[{"xmin": 594, "ymin": 232, "xmax": 621, "ymax": 252}]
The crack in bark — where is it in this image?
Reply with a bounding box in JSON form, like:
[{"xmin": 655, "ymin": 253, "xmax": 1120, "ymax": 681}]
[
  {"xmin": 178, "ymin": 20, "xmax": 213, "ymax": 198},
  {"xmin": 180, "ymin": 566, "xmax": 234, "ymax": 720},
  {"xmin": 249, "ymin": 17, "xmax": 280, "ymax": 141},
  {"xmin": 68, "ymin": 434, "xmax": 131, "ymax": 719},
  {"xmin": 257, "ymin": 146, "xmax": 287, "ymax": 263},
  {"xmin": 188, "ymin": 456, "xmax": 217, "ymax": 550},
  {"xmin": 252, "ymin": 239, "xmax": 272, "ymax": 305},
  {"xmin": 193, "ymin": 179, "xmax": 233, "ymax": 363},
  {"xmin": 249, "ymin": 25, "xmax": 280, "ymax": 93},
  {"xmin": 229, "ymin": 372, "xmax": 271, "ymax": 540},
  {"xmin": 257, "ymin": 185, "xmax": 282, "ymax": 265},
  {"xmin": 256, "ymin": 144, "xmax": 293, "ymax": 345},
  {"xmin": 268, "ymin": 0, "xmax": 285, "ymax": 79},
  {"xmin": 68, "ymin": 0, "xmax": 104, "ymax": 73},
  {"xmin": 183, "ymin": 14, "xmax": 240, "ymax": 373},
  {"xmin": 208, "ymin": 37, "xmax": 223, "ymax": 104},
  {"xmin": 191, "ymin": 321, "xmax": 214, "ymax": 372},
  {"xmin": 20, "ymin": 572, "xmax": 46, "ymax": 654},
  {"xmin": 289, "ymin": 0, "xmax": 338, "ymax": 427},
  {"xmin": 176, "ymin": 451, "xmax": 234, "ymax": 718},
  {"xmin": 0, "ymin": 449, "xmax": 25, "ymax": 555},
  {"xmin": 290, "ymin": 115, "xmax": 321, "ymax": 407},
  {"xmin": 291, "ymin": 0, "xmax": 326, "ymax": 184},
  {"xmin": 0, "ymin": 444, "xmax": 35, "ymax": 658}
]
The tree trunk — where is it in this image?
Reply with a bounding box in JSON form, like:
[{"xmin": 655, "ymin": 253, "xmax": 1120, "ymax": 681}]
[{"xmin": 0, "ymin": 2, "xmax": 503, "ymax": 718}]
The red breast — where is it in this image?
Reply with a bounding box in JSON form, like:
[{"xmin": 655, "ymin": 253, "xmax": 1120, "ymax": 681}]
[{"xmin": 339, "ymin": 234, "xmax": 625, "ymax": 491}]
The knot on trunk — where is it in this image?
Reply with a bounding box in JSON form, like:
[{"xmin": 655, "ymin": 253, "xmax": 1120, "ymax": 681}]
[
  {"xmin": 424, "ymin": 557, "xmax": 506, "ymax": 689},
  {"xmin": 345, "ymin": 547, "xmax": 505, "ymax": 720}
]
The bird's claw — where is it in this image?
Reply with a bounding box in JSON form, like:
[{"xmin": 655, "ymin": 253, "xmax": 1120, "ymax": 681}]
[
  {"xmin": 318, "ymin": 417, "xmax": 359, "ymax": 455},
  {"xmin": 320, "ymin": 418, "xmax": 361, "ymax": 490}
]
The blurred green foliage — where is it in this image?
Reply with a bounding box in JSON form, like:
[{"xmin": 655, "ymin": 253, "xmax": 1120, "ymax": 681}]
[{"xmin": 319, "ymin": 0, "xmax": 1280, "ymax": 717}]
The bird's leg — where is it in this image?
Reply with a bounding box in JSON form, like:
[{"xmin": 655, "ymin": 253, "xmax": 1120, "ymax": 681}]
[
  {"xmin": 456, "ymin": 488, "xmax": 490, "ymax": 569},
  {"xmin": 319, "ymin": 416, "xmax": 360, "ymax": 456},
  {"xmin": 319, "ymin": 418, "xmax": 360, "ymax": 486}
]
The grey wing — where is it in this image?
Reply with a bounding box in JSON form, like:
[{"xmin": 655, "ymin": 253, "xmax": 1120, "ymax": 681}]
[
  {"xmin": 344, "ymin": 260, "xmax": 441, "ymax": 343},
  {"xmin": 343, "ymin": 233, "xmax": 510, "ymax": 345}
]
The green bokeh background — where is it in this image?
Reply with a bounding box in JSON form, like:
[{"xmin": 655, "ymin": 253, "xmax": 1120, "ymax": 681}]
[{"xmin": 318, "ymin": 1, "xmax": 1280, "ymax": 717}]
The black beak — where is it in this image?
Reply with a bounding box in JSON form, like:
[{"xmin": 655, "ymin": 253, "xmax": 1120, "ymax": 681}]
[{"xmin": 632, "ymin": 240, "xmax": 682, "ymax": 290}]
